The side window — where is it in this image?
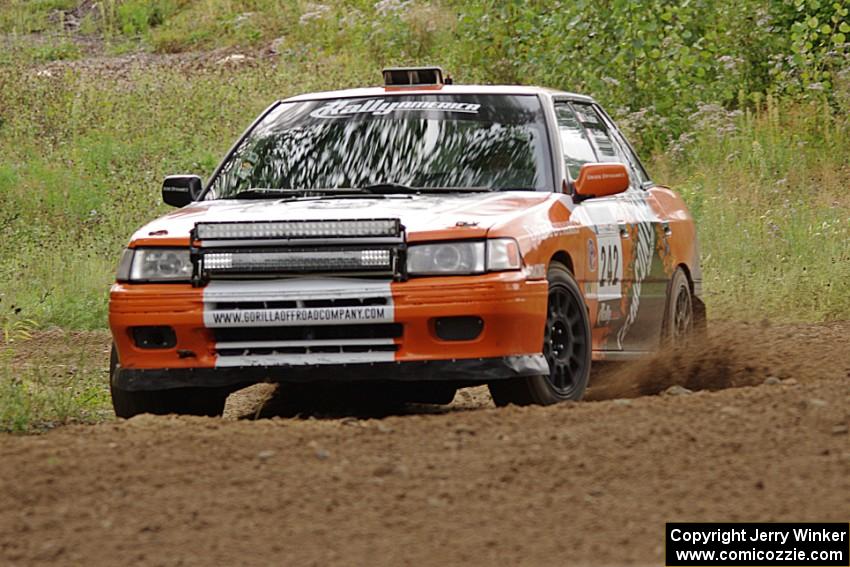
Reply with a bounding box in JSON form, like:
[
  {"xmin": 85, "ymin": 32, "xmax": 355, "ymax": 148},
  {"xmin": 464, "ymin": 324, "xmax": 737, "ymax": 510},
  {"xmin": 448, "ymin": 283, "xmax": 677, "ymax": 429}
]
[
  {"xmin": 554, "ymin": 103, "xmax": 597, "ymax": 181},
  {"xmin": 572, "ymin": 103, "xmax": 643, "ymax": 190},
  {"xmin": 596, "ymin": 107, "xmax": 651, "ymax": 187}
]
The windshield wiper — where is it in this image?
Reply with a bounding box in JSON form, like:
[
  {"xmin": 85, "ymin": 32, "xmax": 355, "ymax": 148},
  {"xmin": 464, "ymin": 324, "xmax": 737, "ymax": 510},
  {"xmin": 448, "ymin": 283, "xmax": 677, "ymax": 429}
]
[
  {"xmin": 227, "ymin": 188, "xmax": 303, "ymax": 199},
  {"xmin": 227, "ymin": 185, "xmax": 499, "ymax": 199},
  {"xmin": 357, "ymin": 183, "xmax": 419, "ymax": 194},
  {"xmin": 228, "ymin": 187, "xmax": 369, "ymax": 199},
  {"xmin": 357, "ymin": 183, "xmax": 494, "ymax": 194}
]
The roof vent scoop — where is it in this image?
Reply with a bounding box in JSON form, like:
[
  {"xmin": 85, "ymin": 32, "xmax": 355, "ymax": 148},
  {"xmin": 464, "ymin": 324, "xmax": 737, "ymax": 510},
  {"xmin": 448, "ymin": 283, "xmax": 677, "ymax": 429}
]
[{"xmin": 382, "ymin": 66, "xmax": 450, "ymax": 87}]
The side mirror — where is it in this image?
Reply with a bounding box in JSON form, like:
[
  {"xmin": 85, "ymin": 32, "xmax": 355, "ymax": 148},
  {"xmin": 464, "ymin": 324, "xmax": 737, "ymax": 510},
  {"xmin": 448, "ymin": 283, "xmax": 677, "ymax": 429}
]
[
  {"xmin": 574, "ymin": 163, "xmax": 630, "ymax": 199},
  {"xmin": 162, "ymin": 175, "xmax": 203, "ymax": 208}
]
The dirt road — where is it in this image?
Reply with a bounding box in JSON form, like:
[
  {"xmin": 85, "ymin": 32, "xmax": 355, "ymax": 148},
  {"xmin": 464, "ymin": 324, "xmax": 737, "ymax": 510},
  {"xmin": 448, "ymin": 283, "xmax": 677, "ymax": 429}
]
[{"xmin": 1, "ymin": 322, "xmax": 848, "ymax": 566}]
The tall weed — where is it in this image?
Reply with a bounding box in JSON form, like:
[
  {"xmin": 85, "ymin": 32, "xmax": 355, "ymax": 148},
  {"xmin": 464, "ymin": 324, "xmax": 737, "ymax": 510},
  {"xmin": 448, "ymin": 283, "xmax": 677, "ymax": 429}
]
[{"xmin": 0, "ymin": 1, "xmax": 847, "ymax": 326}]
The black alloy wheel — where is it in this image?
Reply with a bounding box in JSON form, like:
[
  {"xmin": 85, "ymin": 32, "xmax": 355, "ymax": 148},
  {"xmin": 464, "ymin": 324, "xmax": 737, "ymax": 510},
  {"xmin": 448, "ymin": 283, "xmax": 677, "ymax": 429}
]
[
  {"xmin": 543, "ymin": 276, "xmax": 590, "ymax": 397},
  {"xmin": 663, "ymin": 268, "xmax": 694, "ymax": 345},
  {"xmin": 489, "ymin": 262, "xmax": 592, "ymax": 406}
]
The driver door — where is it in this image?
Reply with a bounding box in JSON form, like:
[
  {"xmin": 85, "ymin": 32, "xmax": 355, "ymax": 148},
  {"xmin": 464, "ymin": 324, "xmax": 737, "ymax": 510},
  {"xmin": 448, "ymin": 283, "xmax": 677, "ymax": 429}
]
[
  {"xmin": 554, "ymin": 101, "xmax": 627, "ymax": 351},
  {"xmin": 572, "ymin": 102, "xmax": 670, "ymax": 352}
]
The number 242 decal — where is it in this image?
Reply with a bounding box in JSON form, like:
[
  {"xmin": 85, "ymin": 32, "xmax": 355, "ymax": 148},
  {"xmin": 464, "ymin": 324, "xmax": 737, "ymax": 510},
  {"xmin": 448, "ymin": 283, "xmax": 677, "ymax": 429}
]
[
  {"xmin": 600, "ymin": 243, "xmax": 620, "ymax": 287},
  {"xmin": 596, "ymin": 232, "xmax": 623, "ymax": 300}
]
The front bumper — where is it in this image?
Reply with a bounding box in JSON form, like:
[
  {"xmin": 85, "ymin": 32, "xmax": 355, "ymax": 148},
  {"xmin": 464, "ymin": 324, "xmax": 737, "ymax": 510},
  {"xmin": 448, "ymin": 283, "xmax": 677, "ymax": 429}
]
[
  {"xmin": 113, "ymin": 355, "xmax": 548, "ymax": 391},
  {"xmin": 109, "ymin": 272, "xmax": 549, "ymax": 387}
]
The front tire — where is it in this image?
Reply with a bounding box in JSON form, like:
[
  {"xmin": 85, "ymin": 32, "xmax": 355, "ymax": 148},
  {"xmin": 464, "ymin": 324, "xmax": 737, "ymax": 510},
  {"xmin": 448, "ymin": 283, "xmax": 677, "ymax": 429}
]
[
  {"xmin": 489, "ymin": 262, "xmax": 591, "ymax": 406},
  {"xmin": 109, "ymin": 344, "xmax": 232, "ymax": 418}
]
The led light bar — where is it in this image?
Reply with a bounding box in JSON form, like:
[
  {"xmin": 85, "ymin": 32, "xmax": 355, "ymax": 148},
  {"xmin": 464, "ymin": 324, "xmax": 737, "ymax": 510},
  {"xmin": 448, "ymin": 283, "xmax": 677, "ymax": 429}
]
[
  {"xmin": 203, "ymin": 249, "xmax": 393, "ymax": 273},
  {"xmin": 196, "ymin": 219, "xmax": 401, "ymax": 240}
]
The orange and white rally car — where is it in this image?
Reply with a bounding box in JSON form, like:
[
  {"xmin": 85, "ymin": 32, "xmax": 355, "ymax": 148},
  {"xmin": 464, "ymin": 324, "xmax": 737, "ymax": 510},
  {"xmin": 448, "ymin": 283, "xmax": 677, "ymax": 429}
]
[{"xmin": 108, "ymin": 67, "xmax": 703, "ymax": 417}]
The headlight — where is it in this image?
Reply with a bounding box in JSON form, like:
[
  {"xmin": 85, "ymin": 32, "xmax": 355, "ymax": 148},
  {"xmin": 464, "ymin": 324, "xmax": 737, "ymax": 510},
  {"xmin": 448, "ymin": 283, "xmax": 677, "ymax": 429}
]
[
  {"xmin": 406, "ymin": 239, "xmax": 521, "ymax": 276},
  {"xmin": 116, "ymin": 248, "xmax": 193, "ymax": 282},
  {"xmin": 407, "ymin": 241, "xmax": 485, "ymax": 275}
]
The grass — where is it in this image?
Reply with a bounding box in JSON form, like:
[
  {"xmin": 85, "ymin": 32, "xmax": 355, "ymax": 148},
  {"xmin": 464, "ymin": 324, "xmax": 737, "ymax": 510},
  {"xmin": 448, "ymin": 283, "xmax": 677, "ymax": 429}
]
[
  {"xmin": 0, "ymin": 1, "xmax": 847, "ymax": 432},
  {"xmin": 0, "ymin": 0, "xmax": 77, "ymax": 35},
  {"xmin": 655, "ymin": 98, "xmax": 850, "ymax": 321},
  {"xmin": 0, "ymin": 59, "xmax": 370, "ymax": 328},
  {"xmin": 0, "ymin": 0, "xmax": 414, "ymax": 59},
  {"xmin": 1, "ymin": 54, "xmax": 846, "ymax": 328},
  {"xmin": 0, "ymin": 335, "xmax": 111, "ymax": 433}
]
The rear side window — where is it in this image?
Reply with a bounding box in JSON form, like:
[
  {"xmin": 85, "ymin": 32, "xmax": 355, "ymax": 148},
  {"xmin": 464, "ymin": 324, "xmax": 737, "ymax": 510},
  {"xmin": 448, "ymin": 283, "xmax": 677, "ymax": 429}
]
[
  {"xmin": 595, "ymin": 108, "xmax": 651, "ymax": 186},
  {"xmin": 554, "ymin": 103, "xmax": 597, "ymax": 180},
  {"xmin": 572, "ymin": 103, "xmax": 645, "ymax": 190}
]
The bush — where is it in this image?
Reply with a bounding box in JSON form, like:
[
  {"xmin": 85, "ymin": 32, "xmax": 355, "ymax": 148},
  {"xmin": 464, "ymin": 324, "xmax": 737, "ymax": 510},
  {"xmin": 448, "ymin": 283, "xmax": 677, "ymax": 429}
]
[{"xmin": 0, "ymin": 1, "xmax": 847, "ymax": 326}]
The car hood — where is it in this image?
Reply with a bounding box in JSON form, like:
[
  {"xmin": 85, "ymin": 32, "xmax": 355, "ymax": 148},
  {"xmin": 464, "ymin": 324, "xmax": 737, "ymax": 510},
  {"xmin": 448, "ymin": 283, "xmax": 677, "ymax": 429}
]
[{"xmin": 130, "ymin": 191, "xmax": 554, "ymax": 245}]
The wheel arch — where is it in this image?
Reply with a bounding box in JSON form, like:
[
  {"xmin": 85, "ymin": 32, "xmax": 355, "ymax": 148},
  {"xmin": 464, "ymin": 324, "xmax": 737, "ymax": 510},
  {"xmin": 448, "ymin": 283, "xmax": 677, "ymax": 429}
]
[
  {"xmin": 549, "ymin": 251, "xmax": 574, "ymax": 274},
  {"xmin": 675, "ymin": 262, "xmax": 694, "ymax": 292}
]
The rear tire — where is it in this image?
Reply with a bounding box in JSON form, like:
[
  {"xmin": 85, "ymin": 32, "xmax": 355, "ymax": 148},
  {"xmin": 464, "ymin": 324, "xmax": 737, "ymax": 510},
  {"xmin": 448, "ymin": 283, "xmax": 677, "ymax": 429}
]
[
  {"xmin": 662, "ymin": 268, "xmax": 694, "ymax": 345},
  {"xmin": 109, "ymin": 344, "xmax": 232, "ymax": 418},
  {"xmin": 488, "ymin": 262, "xmax": 591, "ymax": 406}
]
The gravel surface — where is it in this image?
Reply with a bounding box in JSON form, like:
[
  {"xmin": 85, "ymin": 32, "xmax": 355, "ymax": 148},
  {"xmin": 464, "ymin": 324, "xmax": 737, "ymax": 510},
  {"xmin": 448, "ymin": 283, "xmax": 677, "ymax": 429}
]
[{"xmin": 1, "ymin": 322, "xmax": 848, "ymax": 566}]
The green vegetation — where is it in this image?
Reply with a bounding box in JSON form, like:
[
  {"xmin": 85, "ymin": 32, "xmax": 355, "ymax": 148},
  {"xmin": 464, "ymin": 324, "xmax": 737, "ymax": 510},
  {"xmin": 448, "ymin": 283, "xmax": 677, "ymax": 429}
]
[
  {"xmin": 0, "ymin": 63, "xmax": 346, "ymax": 328},
  {"xmin": 0, "ymin": 0, "xmax": 847, "ymax": 334},
  {"xmin": 0, "ymin": 334, "xmax": 111, "ymax": 433},
  {"xmin": 4, "ymin": 0, "xmax": 847, "ymax": 147},
  {"xmin": 658, "ymin": 99, "xmax": 850, "ymax": 320}
]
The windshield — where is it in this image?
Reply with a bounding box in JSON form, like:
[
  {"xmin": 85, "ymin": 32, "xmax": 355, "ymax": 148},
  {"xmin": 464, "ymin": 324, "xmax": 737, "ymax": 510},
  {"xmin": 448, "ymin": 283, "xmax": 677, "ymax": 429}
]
[{"xmin": 206, "ymin": 94, "xmax": 551, "ymax": 198}]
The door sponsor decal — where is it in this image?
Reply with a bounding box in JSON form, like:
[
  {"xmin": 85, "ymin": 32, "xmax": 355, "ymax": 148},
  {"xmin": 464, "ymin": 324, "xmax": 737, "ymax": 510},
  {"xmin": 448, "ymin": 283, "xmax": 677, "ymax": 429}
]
[
  {"xmin": 587, "ymin": 238, "xmax": 597, "ymax": 272},
  {"xmin": 571, "ymin": 200, "xmax": 623, "ymax": 302},
  {"xmin": 616, "ymin": 193, "xmax": 657, "ymax": 349},
  {"xmin": 597, "ymin": 302, "xmax": 613, "ymax": 324}
]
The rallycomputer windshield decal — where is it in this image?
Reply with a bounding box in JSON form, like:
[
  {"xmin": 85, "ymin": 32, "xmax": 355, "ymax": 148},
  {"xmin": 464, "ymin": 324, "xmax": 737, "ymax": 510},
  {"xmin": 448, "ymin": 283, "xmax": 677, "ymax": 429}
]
[{"xmin": 310, "ymin": 99, "xmax": 481, "ymax": 119}]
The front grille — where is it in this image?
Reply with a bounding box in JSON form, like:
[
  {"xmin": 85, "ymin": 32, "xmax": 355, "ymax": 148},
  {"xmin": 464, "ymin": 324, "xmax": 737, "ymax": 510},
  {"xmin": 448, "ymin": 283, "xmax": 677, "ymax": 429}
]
[
  {"xmin": 213, "ymin": 297, "xmax": 389, "ymax": 311},
  {"xmin": 213, "ymin": 323, "xmax": 403, "ymax": 359},
  {"xmin": 217, "ymin": 344, "xmax": 398, "ymax": 357},
  {"xmin": 213, "ymin": 323, "xmax": 402, "ymax": 343}
]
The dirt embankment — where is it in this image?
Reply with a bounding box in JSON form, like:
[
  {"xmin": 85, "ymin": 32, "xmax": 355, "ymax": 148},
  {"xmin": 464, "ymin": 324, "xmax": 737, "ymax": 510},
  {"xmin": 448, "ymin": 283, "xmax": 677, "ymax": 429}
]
[{"xmin": 0, "ymin": 322, "xmax": 848, "ymax": 566}]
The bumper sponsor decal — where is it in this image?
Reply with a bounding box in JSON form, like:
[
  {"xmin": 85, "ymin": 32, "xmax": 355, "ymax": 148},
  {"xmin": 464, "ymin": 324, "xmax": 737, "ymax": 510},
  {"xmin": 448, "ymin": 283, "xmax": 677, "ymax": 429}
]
[
  {"xmin": 208, "ymin": 305, "xmax": 391, "ymax": 327},
  {"xmin": 203, "ymin": 279, "xmax": 396, "ymax": 367}
]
